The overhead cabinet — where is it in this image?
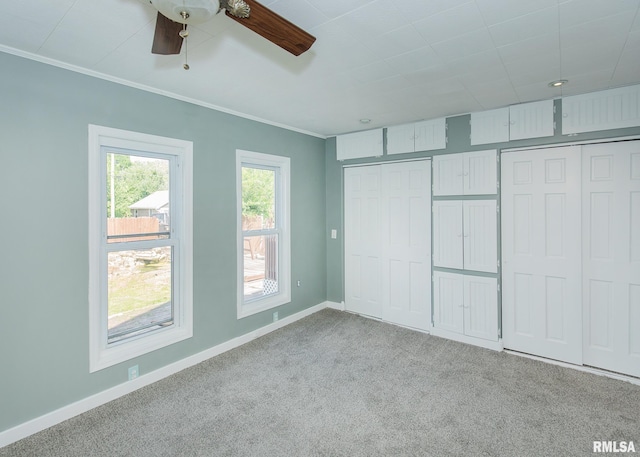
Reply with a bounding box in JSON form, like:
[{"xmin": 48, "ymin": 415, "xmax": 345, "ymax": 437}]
[
  {"xmin": 471, "ymin": 100, "xmax": 555, "ymax": 145},
  {"xmin": 562, "ymin": 84, "xmax": 640, "ymax": 135},
  {"xmin": 433, "ymin": 149, "xmax": 497, "ymax": 196},
  {"xmin": 433, "ymin": 272, "xmax": 498, "ymax": 343},
  {"xmin": 433, "ymin": 200, "xmax": 498, "ymax": 273},
  {"xmin": 336, "ymin": 128, "xmax": 384, "ymax": 160},
  {"xmin": 387, "ymin": 118, "xmax": 446, "ymax": 155}
]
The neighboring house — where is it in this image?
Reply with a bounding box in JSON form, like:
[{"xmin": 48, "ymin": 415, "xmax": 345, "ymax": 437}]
[{"xmin": 129, "ymin": 190, "xmax": 169, "ymax": 225}]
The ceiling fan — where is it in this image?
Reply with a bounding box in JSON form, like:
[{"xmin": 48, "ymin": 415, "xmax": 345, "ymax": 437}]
[{"xmin": 148, "ymin": 0, "xmax": 316, "ymax": 59}]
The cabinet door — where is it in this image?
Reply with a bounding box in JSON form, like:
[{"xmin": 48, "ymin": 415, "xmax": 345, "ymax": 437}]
[
  {"xmin": 433, "ymin": 271, "xmax": 464, "ymax": 334},
  {"xmin": 336, "ymin": 129, "xmax": 384, "ymax": 160},
  {"xmin": 414, "ymin": 118, "xmax": 446, "ymax": 152},
  {"xmin": 463, "ymin": 200, "xmax": 497, "ymax": 273},
  {"xmin": 463, "ymin": 276, "xmax": 498, "ymax": 341},
  {"xmin": 562, "ymin": 84, "xmax": 640, "ymax": 135},
  {"xmin": 509, "ymin": 100, "xmax": 554, "ymax": 140},
  {"xmin": 433, "ymin": 201, "xmax": 463, "ymax": 269},
  {"xmin": 386, "ymin": 124, "xmax": 415, "ymax": 155},
  {"xmin": 470, "ymin": 108, "xmax": 509, "ymax": 145},
  {"xmin": 433, "ymin": 154, "xmax": 464, "ymax": 195},
  {"xmin": 464, "ymin": 149, "xmax": 497, "ymax": 195}
]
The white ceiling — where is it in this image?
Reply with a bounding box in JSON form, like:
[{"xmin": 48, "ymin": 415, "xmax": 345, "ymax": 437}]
[{"xmin": 1, "ymin": 0, "xmax": 639, "ymax": 137}]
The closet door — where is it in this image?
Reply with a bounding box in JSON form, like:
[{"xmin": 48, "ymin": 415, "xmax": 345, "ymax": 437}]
[
  {"xmin": 582, "ymin": 141, "xmax": 640, "ymax": 377},
  {"xmin": 501, "ymin": 146, "xmax": 582, "ymax": 364},
  {"xmin": 344, "ymin": 166, "xmax": 382, "ymax": 318},
  {"xmin": 381, "ymin": 160, "xmax": 431, "ymax": 330}
]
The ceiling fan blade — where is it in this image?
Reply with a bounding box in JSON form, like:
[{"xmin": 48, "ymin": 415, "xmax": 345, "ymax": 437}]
[
  {"xmin": 225, "ymin": 0, "xmax": 316, "ymax": 56},
  {"xmin": 152, "ymin": 12, "xmax": 185, "ymax": 55}
]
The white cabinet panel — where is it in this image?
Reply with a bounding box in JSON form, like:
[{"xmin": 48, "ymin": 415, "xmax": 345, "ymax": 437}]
[
  {"xmin": 464, "ymin": 150, "xmax": 498, "ymax": 195},
  {"xmin": 471, "ymin": 108, "xmax": 509, "ymax": 145},
  {"xmin": 433, "ymin": 271, "xmax": 464, "ymax": 334},
  {"xmin": 582, "ymin": 141, "xmax": 640, "ymax": 378},
  {"xmin": 509, "ymin": 100, "xmax": 554, "ymax": 140},
  {"xmin": 433, "ymin": 154, "xmax": 464, "ymax": 195},
  {"xmin": 433, "ymin": 150, "xmax": 497, "ymax": 196},
  {"xmin": 463, "ymin": 200, "xmax": 498, "ymax": 273},
  {"xmin": 386, "ymin": 124, "xmax": 415, "ymax": 155},
  {"xmin": 433, "ymin": 201, "xmax": 464, "ymax": 269},
  {"xmin": 433, "ymin": 200, "xmax": 497, "ymax": 273},
  {"xmin": 464, "ymin": 276, "xmax": 498, "ymax": 341},
  {"xmin": 562, "ymin": 84, "xmax": 640, "ymax": 135},
  {"xmin": 336, "ymin": 129, "xmax": 384, "ymax": 160},
  {"xmin": 387, "ymin": 118, "xmax": 446, "ymax": 155},
  {"xmin": 414, "ymin": 118, "xmax": 446, "ymax": 152},
  {"xmin": 472, "ymin": 101, "xmax": 555, "ymax": 144},
  {"xmin": 433, "ymin": 272, "xmax": 498, "ymax": 342}
]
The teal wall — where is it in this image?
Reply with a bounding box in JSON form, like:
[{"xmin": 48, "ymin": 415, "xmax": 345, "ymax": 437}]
[
  {"xmin": 325, "ymin": 99, "xmax": 640, "ymax": 302},
  {"xmin": 0, "ymin": 51, "xmax": 327, "ymax": 433}
]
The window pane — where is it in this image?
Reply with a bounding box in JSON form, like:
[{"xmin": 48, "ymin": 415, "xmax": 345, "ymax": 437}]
[
  {"xmin": 107, "ymin": 248, "xmax": 173, "ymax": 343},
  {"xmin": 106, "ymin": 153, "xmax": 170, "ymax": 242},
  {"xmin": 241, "ymin": 167, "xmax": 275, "ymax": 230},
  {"xmin": 243, "ymin": 234, "xmax": 279, "ymax": 300}
]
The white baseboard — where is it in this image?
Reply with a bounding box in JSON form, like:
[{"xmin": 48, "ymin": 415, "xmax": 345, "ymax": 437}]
[
  {"xmin": 0, "ymin": 301, "xmax": 332, "ymax": 448},
  {"xmin": 326, "ymin": 301, "xmax": 345, "ymax": 311}
]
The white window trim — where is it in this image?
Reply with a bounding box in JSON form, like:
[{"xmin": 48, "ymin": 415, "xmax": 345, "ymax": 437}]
[
  {"xmin": 88, "ymin": 125, "xmax": 193, "ymax": 373},
  {"xmin": 236, "ymin": 150, "xmax": 291, "ymax": 319}
]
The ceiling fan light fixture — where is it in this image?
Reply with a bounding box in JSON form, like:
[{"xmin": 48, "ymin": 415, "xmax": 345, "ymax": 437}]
[{"xmin": 150, "ymin": 0, "xmax": 221, "ymax": 24}]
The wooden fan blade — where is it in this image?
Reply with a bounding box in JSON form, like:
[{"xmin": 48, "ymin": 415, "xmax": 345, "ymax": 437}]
[
  {"xmin": 225, "ymin": 0, "xmax": 316, "ymax": 56},
  {"xmin": 152, "ymin": 12, "xmax": 184, "ymax": 55}
]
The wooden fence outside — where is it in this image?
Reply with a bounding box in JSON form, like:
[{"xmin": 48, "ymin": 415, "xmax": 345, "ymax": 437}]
[{"xmin": 107, "ymin": 217, "xmax": 161, "ymax": 242}]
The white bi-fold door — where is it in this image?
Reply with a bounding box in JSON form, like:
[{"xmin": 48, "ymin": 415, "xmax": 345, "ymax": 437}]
[
  {"xmin": 344, "ymin": 166, "xmax": 383, "ymax": 318},
  {"xmin": 582, "ymin": 142, "xmax": 640, "ymax": 377},
  {"xmin": 344, "ymin": 160, "xmax": 432, "ymax": 331},
  {"xmin": 501, "ymin": 146, "xmax": 583, "ymax": 365}
]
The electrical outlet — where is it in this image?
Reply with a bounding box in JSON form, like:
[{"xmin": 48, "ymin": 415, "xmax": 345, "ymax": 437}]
[
  {"xmin": 297, "ymin": 280, "xmax": 301, "ymax": 287},
  {"xmin": 331, "ymin": 229, "xmax": 337, "ymax": 239},
  {"xmin": 273, "ymin": 311, "xmax": 279, "ymax": 322},
  {"xmin": 128, "ymin": 365, "xmax": 139, "ymax": 381}
]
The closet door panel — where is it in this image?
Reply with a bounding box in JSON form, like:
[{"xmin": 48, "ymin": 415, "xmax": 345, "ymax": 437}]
[
  {"xmin": 381, "ymin": 160, "xmax": 432, "ymax": 331},
  {"xmin": 582, "ymin": 141, "xmax": 640, "ymax": 377},
  {"xmin": 344, "ymin": 166, "xmax": 382, "ymax": 318},
  {"xmin": 501, "ymin": 146, "xmax": 582, "ymax": 364}
]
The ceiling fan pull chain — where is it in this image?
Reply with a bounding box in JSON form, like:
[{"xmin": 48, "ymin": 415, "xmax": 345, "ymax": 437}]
[{"xmin": 178, "ymin": 15, "xmax": 190, "ymax": 70}]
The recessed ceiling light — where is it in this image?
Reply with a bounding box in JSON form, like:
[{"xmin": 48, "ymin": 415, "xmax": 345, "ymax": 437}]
[
  {"xmin": 548, "ymin": 79, "xmax": 568, "ymax": 88},
  {"xmin": 359, "ymin": 118, "xmax": 371, "ymax": 124}
]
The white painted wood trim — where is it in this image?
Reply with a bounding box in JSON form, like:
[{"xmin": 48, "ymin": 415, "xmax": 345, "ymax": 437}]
[
  {"xmin": 430, "ymin": 327, "xmax": 504, "ymax": 351},
  {"xmin": 0, "ymin": 302, "xmax": 332, "ymax": 448},
  {"xmin": 504, "ymin": 350, "xmax": 640, "ymax": 387}
]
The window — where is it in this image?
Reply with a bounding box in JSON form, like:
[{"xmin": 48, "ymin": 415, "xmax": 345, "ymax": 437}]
[
  {"xmin": 89, "ymin": 125, "xmax": 193, "ymax": 372},
  {"xmin": 236, "ymin": 150, "xmax": 290, "ymax": 318}
]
